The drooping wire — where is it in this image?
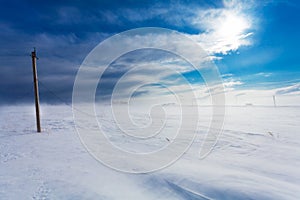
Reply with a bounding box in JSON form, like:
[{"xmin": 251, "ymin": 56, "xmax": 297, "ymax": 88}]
[{"xmin": 38, "ymin": 80, "xmax": 96, "ymax": 118}]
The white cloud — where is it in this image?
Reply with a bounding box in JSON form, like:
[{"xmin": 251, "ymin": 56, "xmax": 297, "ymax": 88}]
[
  {"xmin": 223, "ymin": 80, "xmax": 243, "ymax": 87},
  {"xmin": 75, "ymin": 1, "xmax": 257, "ymax": 103},
  {"xmin": 256, "ymin": 72, "xmax": 273, "ymax": 77},
  {"xmin": 221, "ymin": 73, "xmax": 234, "ymax": 78},
  {"xmin": 276, "ymin": 83, "xmax": 300, "ymax": 96}
]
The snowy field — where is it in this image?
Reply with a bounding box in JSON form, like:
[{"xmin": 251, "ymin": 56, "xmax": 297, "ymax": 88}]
[{"xmin": 0, "ymin": 105, "xmax": 300, "ymax": 199}]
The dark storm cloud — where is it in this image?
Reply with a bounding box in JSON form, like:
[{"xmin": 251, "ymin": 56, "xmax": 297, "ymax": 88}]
[{"xmin": 0, "ymin": 0, "xmax": 222, "ymax": 105}]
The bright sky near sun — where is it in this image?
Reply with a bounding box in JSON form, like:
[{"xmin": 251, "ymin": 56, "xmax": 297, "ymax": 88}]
[{"xmin": 0, "ymin": 0, "xmax": 299, "ymax": 106}]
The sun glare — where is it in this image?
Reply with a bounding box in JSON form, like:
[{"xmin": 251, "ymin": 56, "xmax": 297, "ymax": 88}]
[{"xmin": 219, "ymin": 12, "xmax": 250, "ymax": 39}]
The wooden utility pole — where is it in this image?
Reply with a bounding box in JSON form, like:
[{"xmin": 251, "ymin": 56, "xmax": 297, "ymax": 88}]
[
  {"xmin": 31, "ymin": 48, "xmax": 41, "ymax": 132},
  {"xmin": 273, "ymin": 95, "xmax": 277, "ymax": 107}
]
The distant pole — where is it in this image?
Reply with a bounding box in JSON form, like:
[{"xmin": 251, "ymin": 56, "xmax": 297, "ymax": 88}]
[
  {"xmin": 273, "ymin": 95, "xmax": 277, "ymax": 107},
  {"xmin": 31, "ymin": 48, "xmax": 41, "ymax": 132}
]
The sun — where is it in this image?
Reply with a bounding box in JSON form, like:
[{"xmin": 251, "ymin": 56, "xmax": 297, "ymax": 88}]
[{"xmin": 219, "ymin": 12, "xmax": 251, "ymax": 40}]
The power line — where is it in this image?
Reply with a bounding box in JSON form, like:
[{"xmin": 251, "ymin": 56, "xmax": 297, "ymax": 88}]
[{"xmin": 38, "ymin": 80, "xmax": 96, "ymax": 118}]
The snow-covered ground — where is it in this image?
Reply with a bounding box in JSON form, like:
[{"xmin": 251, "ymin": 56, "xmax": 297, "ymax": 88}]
[{"xmin": 0, "ymin": 105, "xmax": 299, "ymax": 199}]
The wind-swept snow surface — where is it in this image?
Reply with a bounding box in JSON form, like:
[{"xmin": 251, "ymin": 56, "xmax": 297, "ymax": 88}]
[{"xmin": 0, "ymin": 105, "xmax": 299, "ymax": 199}]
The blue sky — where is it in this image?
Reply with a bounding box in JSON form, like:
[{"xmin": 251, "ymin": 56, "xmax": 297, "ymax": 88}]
[{"xmin": 0, "ymin": 0, "xmax": 299, "ymax": 105}]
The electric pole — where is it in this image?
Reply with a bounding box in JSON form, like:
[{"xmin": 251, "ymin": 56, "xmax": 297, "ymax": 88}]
[
  {"xmin": 273, "ymin": 95, "xmax": 277, "ymax": 107},
  {"xmin": 31, "ymin": 48, "xmax": 41, "ymax": 132}
]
